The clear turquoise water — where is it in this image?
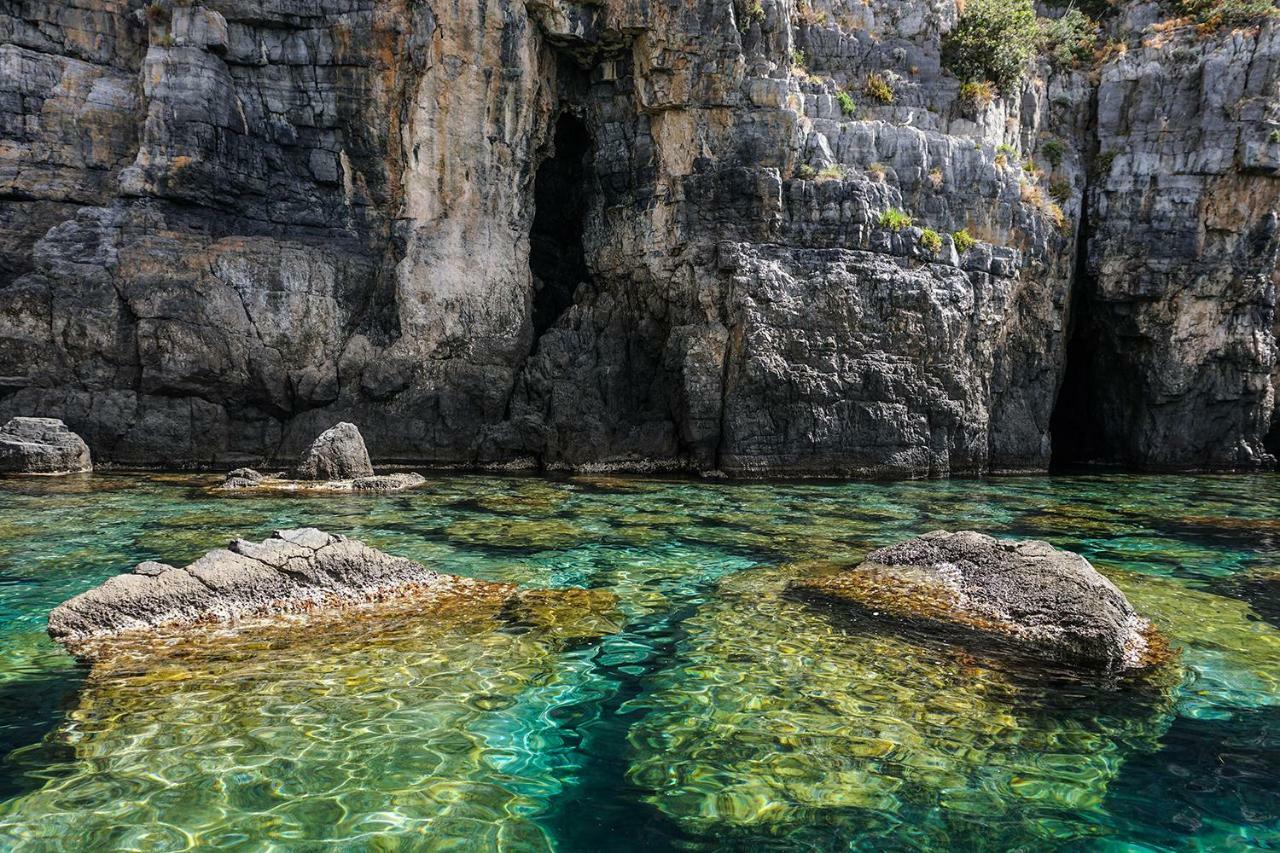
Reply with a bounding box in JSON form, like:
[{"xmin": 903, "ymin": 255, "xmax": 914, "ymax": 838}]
[{"xmin": 0, "ymin": 472, "xmax": 1277, "ymax": 850}]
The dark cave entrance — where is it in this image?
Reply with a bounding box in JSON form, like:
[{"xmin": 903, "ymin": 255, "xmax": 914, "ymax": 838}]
[
  {"xmin": 1049, "ymin": 191, "xmax": 1111, "ymax": 470},
  {"xmin": 529, "ymin": 113, "xmax": 594, "ymax": 338},
  {"xmin": 1049, "ymin": 292, "xmax": 1105, "ymax": 469}
]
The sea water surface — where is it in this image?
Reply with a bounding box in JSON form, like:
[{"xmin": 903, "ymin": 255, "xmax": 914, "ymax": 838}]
[{"xmin": 0, "ymin": 472, "xmax": 1277, "ymax": 850}]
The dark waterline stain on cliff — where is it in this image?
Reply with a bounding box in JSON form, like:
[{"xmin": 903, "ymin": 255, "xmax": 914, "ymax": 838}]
[{"xmin": 530, "ymin": 114, "xmax": 594, "ymax": 338}]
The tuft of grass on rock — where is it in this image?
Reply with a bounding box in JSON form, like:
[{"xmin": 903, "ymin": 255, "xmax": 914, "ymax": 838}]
[{"xmin": 878, "ymin": 208, "xmax": 913, "ymax": 230}]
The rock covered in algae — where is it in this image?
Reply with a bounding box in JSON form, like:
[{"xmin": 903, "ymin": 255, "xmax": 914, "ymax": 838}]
[
  {"xmin": 791, "ymin": 530, "xmax": 1164, "ymax": 671},
  {"xmin": 0, "ymin": 417, "xmax": 92, "ymax": 475},
  {"xmin": 628, "ymin": 563, "xmax": 1180, "ymax": 846},
  {"xmin": 4, "ymin": 578, "xmax": 620, "ymax": 849},
  {"xmin": 46, "ymin": 528, "xmax": 576, "ymax": 659},
  {"xmin": 295, "ymin": 422, "xmax": 374, "ymax": 481}
]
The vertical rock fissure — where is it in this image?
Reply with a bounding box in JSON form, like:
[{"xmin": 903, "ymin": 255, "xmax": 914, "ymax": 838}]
[
  {"xmin": 1050, "ymin": 90, "xmax": 1108, "ymax": 470},
  {"xmin": 529, "ymin": 112, "xmax": 594, "ymax": 340}
]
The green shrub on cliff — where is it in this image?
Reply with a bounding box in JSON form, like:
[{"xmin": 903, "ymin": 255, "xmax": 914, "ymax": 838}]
[
  {"xmin": 836, "ymin": 90, "xmax": 857, "ymax": 116},
  {"xmin": 1038, "ymin": 9, "xmax": 1100, "ymax": 68},
  {"xmin": 1178, "ymin": 0, "xmax": 1277, "ymax": 28},
  {"xmin": 942, "ymin": 0, "xmax": 1038, "ymax": 93}
]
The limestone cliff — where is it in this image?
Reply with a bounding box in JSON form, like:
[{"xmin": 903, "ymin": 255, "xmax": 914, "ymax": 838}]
[{"xmin": 0, "ymin": 0, "xmax": 1276, "ymax": 475}]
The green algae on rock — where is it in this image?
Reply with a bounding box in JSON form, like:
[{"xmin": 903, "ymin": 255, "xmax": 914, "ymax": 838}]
[
  {"xmin": 791, "ymin": 531, "xmax": 1171, "ymax": 672},
  {"xmin": 628, "ymin": 564, "xmax": 1180, "ymax": 846}
]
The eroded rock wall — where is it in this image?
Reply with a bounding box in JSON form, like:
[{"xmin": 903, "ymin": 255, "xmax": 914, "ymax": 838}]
[{"xmin": 0, "ymin": 0, "xmax": 1276, "ymax": 474}]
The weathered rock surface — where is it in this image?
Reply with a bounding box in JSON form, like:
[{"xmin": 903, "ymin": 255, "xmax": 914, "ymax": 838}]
[
  {"xmin": 0, "ymin": 1, "xmax": 1275, "ymax": 475},
  {"xmin": 49, "ymin": 528, "xmax": 526, "ymax": 657},
  {"xmin": 295, "ymin": 423, "xmax": 374, "ymax": 481},
  {"xmin": 791, "ymin": 530, "xmax": 1164, "ymax": 671},
  {"xmin": 215, "ymin": 469, "xmax": 426, "ymax": 492},
  {"xmin": 0, "ymin": 417, "xmax": 92, "ymax": 474}
]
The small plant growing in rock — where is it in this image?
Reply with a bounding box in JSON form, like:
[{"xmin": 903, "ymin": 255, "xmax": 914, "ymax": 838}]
[
  {"xmin": 796, "ymin": 163, "xmax": 818, "ymax": 180},
  {"xmin": 796, "ymin": 1, "xmax": 828, "ymax": 25},
  {"xmin": 1049, "ymin": 178, "xmax": 1072, "ymax": 204},
  {"xmin": 996, "ymin": 143, "xmax": 1018, "ymax": 158},
  {"xmin": 928, "ymin": 167, "xmax": 944, "ymax": 188},
  {"xmin": 155, "ymin": 33, "xmax": 175, "ymax": 46},
  {"xmin": 864, "ymin": 72, "xmax": 894, "ymax": 104},
  {"xmin": 920, "ymin": 228, "xmax": 943, "ymax": 253},
  {"xmin": 958, "ymin": 80, "xmax": 996, "ymax": 111},
  {"xmin": 817, "ymin": 164, "xmax": 847, "ymax": 181},
  {"xmin": 878, "ymin": 208, "xmax": 913, "ymax": 230},
  {"xmin": 836, "ymin": 90, "xmax": 857, "ymax": 116},
  {"xmin": 145, "ymin": 1, "xmax": 169, "ymax": 23},
  {"xmin": 1094, "ymin": 149, "xmax": 1117, "ymax": 178},
  {"xmin": 942, "ymin": 0, "xmax": 1038, "ymax": 93},
  {"xmin": 952, "ymin": 229, "xmax": 977, "ymax": 253},
  {"xmin": 867, "ymin": 161, "xmax": 887, "ymax": 181},
  {"xmin": 1040, "ymin": 138, "xmax": 1066, "ymax": 168},
  {"xmin": 1269, "ymin": 129, "xmax": 1280, "ymax": 144},
  {"xmin": 1022, "ymin": 181, "xmax": 1068, "ymax": 230},
  {"xmin": 737, "ymin": 0, "xmax": 765, "ymax": 31},
  {"xmin": 791, "ymin": 48, "xmax": 807, "ymax": 68}
]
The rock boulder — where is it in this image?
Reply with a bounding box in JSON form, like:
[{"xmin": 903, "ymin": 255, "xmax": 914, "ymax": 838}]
[
  {"xmin": 49, "ymin": 529, "xmax": 521, "ymax": 659},
  {"xmin": 295, "ymin": 423, "xmax": 374, "ymax": 481},
  {"xmin": 0, "ymin": 417, "xmax": 92, "ymax": 474},
  {"xmin": 791, "ymin": 530, "xmax": 1165, "ymax": 672}
]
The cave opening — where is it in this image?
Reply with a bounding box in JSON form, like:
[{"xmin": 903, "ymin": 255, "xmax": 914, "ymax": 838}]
[
  {"xmin": 529, "ymin": 112, "xmax": 594, "ymax": 338},
  {"xmin": 1049, "ymin": 191, "xmax": 1112, "ymax": 470}
]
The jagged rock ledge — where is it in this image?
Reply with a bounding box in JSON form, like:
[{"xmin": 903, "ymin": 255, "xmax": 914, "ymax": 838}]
[
  {"xmin": 0, "ymin": 417, "xmax": 92, "ymax": 475},
  {"xmin": 790, "ymin": 530, "xmax": 1171, "ymax": 673},
  {"xmin": 47, "ymin": 529, "xmax": 585, "ymax": 661}
]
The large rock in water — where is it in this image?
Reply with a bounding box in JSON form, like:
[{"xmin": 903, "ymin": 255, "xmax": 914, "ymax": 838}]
[
  {"xmin": 47, "ymin": 529, "xmax": 556, "ymax": 660},
  {"xmin": 791, "ymin": 531, "xmax": 1164, "ymax": 672},
  {"xmin": 295, "ymin": 423, "xmax": 374, "ymax": 481},
  {"xmin": 0, "ymin": 417, "xmax": 92, "ymax": 474}
]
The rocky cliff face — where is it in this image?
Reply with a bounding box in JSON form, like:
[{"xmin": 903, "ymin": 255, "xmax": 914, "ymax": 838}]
[{"xmin": 1, "ymin": 0, "xmax": 1276, "ymax": 475}]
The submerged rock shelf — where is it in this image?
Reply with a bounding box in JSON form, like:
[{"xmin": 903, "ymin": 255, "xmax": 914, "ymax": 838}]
[
  {"xmin": 1, "ymin": 472, "xmax": 1278, "ymax": 849},
  {"xmin": 48, "ymin": 528, "xmax": 613, "ymax": 663}
]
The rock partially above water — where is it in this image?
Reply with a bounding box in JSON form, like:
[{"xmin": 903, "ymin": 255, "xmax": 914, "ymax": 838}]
[
  {"xmin": 296, "ymin": 423, "xmax": 374, "ymax": 481},
  {"xmin": 791, "ymin": 530, "xmax": 1166, "ymax": 672},
  {"xmin": 48, "ymin": 529, "xmax": 514, "ymax": 658},
  {"xmin": 0, "ymin": 417, "xmax": 92, "ymax": 475},
  {"xmin": 215, "ymin": 469, "xmax": 425, "ymax": 493}
]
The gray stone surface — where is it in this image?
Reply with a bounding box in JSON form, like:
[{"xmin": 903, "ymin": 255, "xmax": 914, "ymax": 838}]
[
  {"xmin": 47, "ymin": 528, "xmax": 496, "ymax": 655},
  {"xmin": 0, "ymin": 1, "xmax": 1275, "ymax": 475},
  {"xmin": 793, "ymin": 530, "xmax": 1159, "ymax": 671},
  {"xmin": 0, "ymin": 417, "xmax": 92, "ymax": 474},
  {"xmin": 295, "ymin": 423, "xmax": 374, "ymax": 481}
]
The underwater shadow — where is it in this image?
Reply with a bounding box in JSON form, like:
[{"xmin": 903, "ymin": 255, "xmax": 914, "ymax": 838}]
[{"xmin": 0, "ymin": 665, "xmax": 86, "ymax": 801}]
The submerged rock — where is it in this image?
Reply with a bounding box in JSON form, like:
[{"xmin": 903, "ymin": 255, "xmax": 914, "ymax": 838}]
[
  {"xmin": 46, "ymin": 529, "xmax": 578, "ymax": 660},
  {"xmin": 791, "ymin": 530, "xmax": 1166, "ymax": 672},
  {"xmin": 295, "ymin": 422, "xmax": 374, "ymax": 481},
  {"xmin": 0, "ymin": 418, "xmax": 92, "ymax": 475}
]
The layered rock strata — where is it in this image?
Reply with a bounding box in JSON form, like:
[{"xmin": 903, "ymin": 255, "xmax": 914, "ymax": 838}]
[{"xmin": 0, "ymin": 1, "xmax": 1276, "ymax": 475}]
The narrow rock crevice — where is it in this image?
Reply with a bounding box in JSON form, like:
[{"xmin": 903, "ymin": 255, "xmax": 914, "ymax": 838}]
[{"xmin": 529, "ymin": 112, "xmax": 594, "ymax": 340}]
